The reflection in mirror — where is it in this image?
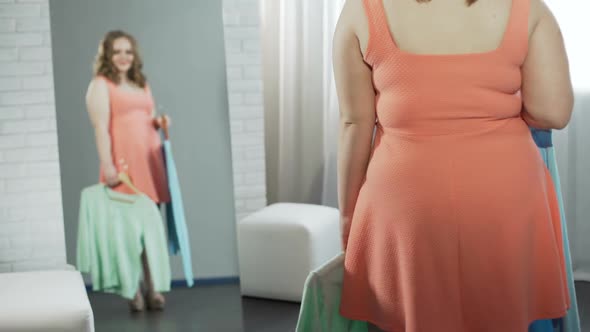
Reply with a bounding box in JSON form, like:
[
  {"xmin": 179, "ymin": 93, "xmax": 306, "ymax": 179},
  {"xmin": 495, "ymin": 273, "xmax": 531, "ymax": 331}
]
[{"xmin": 49, "ymin": 0, "xmax": 246, "ymax": 330}]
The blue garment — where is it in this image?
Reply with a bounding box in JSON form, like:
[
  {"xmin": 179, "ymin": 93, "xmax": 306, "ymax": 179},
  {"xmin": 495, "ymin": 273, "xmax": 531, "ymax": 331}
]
[
  {"xmin": 529, "ymin": 320, "xmax": 555, "ymax": 332},
  {"xmin": 163, "ymin": 139, "xmax": 194, "ymax": 287},
  {"xmin": 528, "ymin": 128, "xmax": 581, "ymax": 332},
  {"xmin": 530, "ymin": 128, "xmax": 553, "ymax": 148}
]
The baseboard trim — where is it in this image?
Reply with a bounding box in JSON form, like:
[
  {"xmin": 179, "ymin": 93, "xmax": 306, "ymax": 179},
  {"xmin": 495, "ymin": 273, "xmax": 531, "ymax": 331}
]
[
  {"xmin": 85, "ymin": 276, "xmax": 240, "ymax": 292},
  {"xmin": 172, "ymin": 276, "xmax": 240, "ymax": 287}
]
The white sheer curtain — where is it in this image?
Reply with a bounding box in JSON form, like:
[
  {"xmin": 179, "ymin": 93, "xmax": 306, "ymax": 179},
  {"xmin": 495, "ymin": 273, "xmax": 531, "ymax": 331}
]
[
  {"xmin": 321, "ymin": 0, "xmax": 346, "ymax": 208},
  {"xmin": 261, "ymin": 0, "xmax": 344, "ymax": 205},
  {"xmin": 545, "ymin": 0, "xmax": 590, "ymax": 281}
]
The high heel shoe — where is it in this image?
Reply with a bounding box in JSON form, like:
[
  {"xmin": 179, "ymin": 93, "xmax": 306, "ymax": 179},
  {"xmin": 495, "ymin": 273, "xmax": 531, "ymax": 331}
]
[
  {"xmin": 128, "ymin": 289, "xmax": 145, "ymax": 312},
  {"xmin": 146, "ymin": 291, "xmax": 166, "ymax": 311}
]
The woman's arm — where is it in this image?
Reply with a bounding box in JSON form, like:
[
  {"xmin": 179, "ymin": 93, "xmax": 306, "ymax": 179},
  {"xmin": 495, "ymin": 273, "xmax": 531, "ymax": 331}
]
[
  {"xmin": 333, "ymin": 0, "xmax": 377, "ymax": 251},
  {"xmin": 146, "ymin": 85, "xmax": 170, "ymax": 129},
  {"xmin": 85, "ymin": 77, "xmax": 119, "ymax": 186},
  {"xmin": 148, "ymin": 85, "xmax": 160, "ymax": 127},
  {"xmin": 521, "ymin": 0, "xmax": 573, "ymax": 129}
]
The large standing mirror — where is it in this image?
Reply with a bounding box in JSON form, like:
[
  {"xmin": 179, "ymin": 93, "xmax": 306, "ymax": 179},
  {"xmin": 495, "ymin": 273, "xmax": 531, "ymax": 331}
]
[{"xmin": 50, "ymin": 0, "xmax": 243, "ymax": 328}]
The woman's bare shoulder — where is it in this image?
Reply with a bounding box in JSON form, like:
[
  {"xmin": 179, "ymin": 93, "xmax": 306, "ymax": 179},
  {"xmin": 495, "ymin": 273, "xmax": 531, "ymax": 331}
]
[
  {"xmin": 88, "ymin": 76, "xmax": 109, "ymax": 90},
  {"xmin": 335, "ymin": 0, "xmax": 370, "ymax": 56},
  {"xmin": 86, "ymin": 76, "xmax": 109, "ymax": 104},
  {"xmin": 529, "ymin": 0, "xmax": 556, "ymax": 35}
]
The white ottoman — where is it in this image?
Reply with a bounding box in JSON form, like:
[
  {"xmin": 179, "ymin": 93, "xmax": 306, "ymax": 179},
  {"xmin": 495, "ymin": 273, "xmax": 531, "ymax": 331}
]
[
  {"xmin": 0, "ymin": 270, "xmax": 94, "ymax": 332},
  {"xmin": 237, "ymin": 203, "xmax": 342, "ymax": 302}
]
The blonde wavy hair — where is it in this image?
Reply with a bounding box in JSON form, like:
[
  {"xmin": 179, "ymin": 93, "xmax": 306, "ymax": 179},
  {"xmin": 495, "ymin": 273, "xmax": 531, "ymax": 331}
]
[{"xmin": 92, "ymin": 30, "xmax": 147, "ymax": 87}]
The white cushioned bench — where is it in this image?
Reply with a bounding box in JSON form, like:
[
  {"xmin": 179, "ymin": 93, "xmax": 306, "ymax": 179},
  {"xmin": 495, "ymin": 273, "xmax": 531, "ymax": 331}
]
[
  {"xmin": 0, "ymin": 269, "xmax": 94, "ymax": 332},
  {"xmin": 237, "ymin": 203, "xmax": 342, "ymax": 302}
]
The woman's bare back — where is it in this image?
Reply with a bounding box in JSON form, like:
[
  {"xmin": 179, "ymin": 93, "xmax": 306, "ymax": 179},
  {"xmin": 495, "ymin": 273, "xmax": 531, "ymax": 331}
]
[{"xmin": 345, "ymin": 0, "xmax": 546, "ymax": 57}]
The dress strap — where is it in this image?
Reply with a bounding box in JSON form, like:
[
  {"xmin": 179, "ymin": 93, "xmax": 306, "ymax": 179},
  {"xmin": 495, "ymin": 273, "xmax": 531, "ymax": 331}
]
[
  {"xmin": 500, "ymin": 0, "xmax": 530, "ymax": 61},
  {"xmin": 361, "ymin": 0, "xmax": 396, "ymax": 64}
]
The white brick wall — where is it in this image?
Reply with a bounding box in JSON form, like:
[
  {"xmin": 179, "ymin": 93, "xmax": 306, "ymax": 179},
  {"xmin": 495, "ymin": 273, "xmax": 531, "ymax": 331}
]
[
  {"xmin": 0, "ymin": 0, "xmax": 66, "ymax": 273},
  {"xmin": 222, "ymin": 0, "xmax": 267, "ymax": 222}
]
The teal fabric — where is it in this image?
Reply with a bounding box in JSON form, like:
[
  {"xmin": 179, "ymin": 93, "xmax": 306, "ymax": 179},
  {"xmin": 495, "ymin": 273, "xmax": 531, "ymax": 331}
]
[
  {"xmin": 535, "ymin": 145, "xmax": 581, "ymax": 332},
  {"xmin": 529, "ymin": 320, "xmax": 555, "ymax": 332},
  {"xmin": 529, "ymin": 128, "xmax": 581, "ymax": 332},
  {"xmin": 296, "ymin": 254, "xmax": 368, "ymax": 332},
  {"xmin": 530, "ymin": 128, "xmax": 552, "ymax": 148},
  {"xmin": 163, "ymin": 140, "xmax": 194, "ymax": 287},
  {"xmin": 76, "ymin": 184, "xmax": 171, "ymax": 299}
]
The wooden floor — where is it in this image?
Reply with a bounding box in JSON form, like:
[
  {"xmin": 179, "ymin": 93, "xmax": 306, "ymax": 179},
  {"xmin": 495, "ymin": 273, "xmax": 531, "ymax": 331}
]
[{"xmin": 89, "ymin": 281, "xmax": 590, "ymax": 332}]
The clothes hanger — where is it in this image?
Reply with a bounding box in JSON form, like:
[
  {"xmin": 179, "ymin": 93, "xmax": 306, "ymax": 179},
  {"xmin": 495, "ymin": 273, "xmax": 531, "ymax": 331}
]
[
  {"xmin": 161, "ymin": 114, "xmax": 170, "ymax": 140},
  {"xmin": 103, "ymin": 161, "xmax": 141, "ymax": 203},
  {"xmin": 118, "ymin": 172, "xmax": 142, "ymax": 195},
  {"xmin": 104, "ymin": 179, "xmax": 136, "ymax": 204},
  {"xmin": 106, "ymin": 189, "xmax": 135, "ymax": 203}
]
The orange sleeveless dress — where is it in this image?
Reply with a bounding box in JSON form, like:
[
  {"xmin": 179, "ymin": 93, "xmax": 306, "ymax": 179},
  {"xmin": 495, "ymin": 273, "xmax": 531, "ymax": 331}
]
[
  {"xmin": 98, "ymin": 76, "xmax": 170, "ymax": 203},
  {"xmin": 339, "ymin": 0, "xmax": 570, "ymax": 331}
]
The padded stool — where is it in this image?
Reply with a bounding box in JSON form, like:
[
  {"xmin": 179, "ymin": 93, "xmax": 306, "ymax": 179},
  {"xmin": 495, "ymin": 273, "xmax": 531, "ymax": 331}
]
[{"xmin": 237, "ymin": 203, "xmax": 341, "ymax": 302}]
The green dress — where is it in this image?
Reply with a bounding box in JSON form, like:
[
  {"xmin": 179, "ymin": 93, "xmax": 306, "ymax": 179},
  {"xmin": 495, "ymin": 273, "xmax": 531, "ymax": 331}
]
[{"xmin": 76, "ymin": 184, "xmax": 171, "ymax": 299}]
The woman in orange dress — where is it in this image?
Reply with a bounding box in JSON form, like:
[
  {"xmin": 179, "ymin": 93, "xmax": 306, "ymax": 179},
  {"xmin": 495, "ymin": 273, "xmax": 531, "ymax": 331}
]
[
  {"xmin": 85, "ymin": 30, "xmax": 171, "ymax": 311},
  {"xmin": 333, "ymin": 0, "xmax": 574, "ymax": 330}
]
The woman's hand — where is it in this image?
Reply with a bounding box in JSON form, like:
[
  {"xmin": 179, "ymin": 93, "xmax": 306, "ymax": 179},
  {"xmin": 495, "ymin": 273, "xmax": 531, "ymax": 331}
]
[
  {"xmin": 153, "ymin": 115, "xmax": 171, "ymax": 129},
  {"xmin": 102, "ymin": 163, "xmax": 120, "ymax": 187}
]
